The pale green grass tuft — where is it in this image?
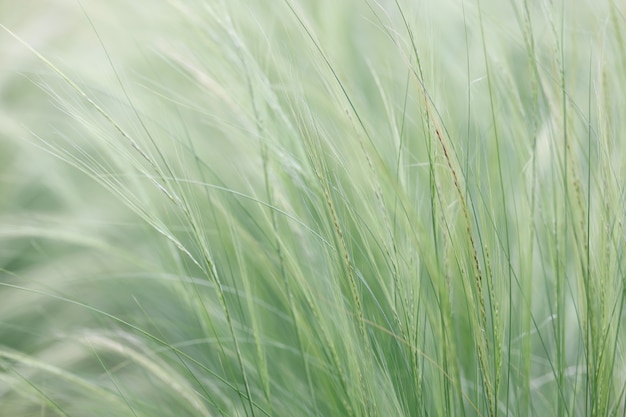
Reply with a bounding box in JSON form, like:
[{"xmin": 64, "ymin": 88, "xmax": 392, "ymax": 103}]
[{"xmin": 1, "ymin": 0, "xmax": 626, "ymax": 416}]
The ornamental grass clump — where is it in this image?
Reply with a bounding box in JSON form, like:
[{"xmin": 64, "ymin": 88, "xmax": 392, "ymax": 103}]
[{"xmin": 1, "ymin": 0, "xmax": 625, "ymax": 416}]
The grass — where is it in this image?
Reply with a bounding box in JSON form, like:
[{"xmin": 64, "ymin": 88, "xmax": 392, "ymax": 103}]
[{"xmin": 1, "ymin": 0, "xmax": 625, "ymax": 415}]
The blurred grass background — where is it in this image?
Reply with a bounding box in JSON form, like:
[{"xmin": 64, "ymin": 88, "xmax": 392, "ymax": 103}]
[{"xmin": 1, "ymin": 0, "xmax": 626, "ymax": 416}]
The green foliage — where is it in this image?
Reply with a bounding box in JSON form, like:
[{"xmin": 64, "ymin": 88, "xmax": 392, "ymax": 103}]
[{"xmin": 1, "ymin": 0, "xmax": 625, "ymax": 416}]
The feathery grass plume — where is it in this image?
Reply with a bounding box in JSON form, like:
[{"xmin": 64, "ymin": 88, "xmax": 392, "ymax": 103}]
[{"xmin": 1, "ymin": 0, "xmax": 626, "ymax": 416}]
